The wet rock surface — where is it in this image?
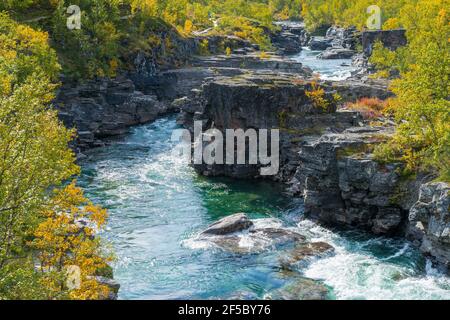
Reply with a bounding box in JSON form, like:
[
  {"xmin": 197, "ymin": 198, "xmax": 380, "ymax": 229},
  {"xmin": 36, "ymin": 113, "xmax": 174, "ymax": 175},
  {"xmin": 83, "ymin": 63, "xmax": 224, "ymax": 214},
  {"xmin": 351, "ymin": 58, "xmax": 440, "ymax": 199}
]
[
  {"xmin": 201, "ymin": 213, "xmax": 253, "ymax": 235},
  {"xmin": 280, "ymin": 242, "xmax": 335, "ymax": 270},
  {"xmin": 318, "ymin": 47, "xmax": 356, "ymax": 60},
  {"xmin": 267, "ymin": 277, "xmax": 330, "ymax": 300},
  {"xmin": 308, "ymin": 37, "xmax": 334, "ymax": 51},
  {"xmin": 198, "ymin": 214, "xmax": 306, "ymax": 254}
]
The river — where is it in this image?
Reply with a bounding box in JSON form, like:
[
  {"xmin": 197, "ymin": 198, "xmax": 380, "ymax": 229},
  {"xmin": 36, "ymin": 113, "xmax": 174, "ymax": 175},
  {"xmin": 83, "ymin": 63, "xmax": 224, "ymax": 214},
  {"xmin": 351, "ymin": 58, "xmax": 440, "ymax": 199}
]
[{"xmin": 78, "ymin": 51, "xmax": 450, "ymax": 300}]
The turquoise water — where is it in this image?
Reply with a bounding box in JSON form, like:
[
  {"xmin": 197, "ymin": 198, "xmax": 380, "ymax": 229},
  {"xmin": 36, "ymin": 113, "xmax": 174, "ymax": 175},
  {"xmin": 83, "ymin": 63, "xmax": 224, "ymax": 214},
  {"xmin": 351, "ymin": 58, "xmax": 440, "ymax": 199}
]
[{"xmin": 79, "ymin": 117, "xmax": 450, "ymax": 300}]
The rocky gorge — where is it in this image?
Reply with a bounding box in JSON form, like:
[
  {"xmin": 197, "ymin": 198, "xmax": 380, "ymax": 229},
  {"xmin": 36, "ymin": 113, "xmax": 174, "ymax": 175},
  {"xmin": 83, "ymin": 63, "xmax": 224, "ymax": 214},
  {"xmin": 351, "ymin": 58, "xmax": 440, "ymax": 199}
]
[{"xmin": 57, "ymin": 21, "xmax": 449, "ymax": 299}]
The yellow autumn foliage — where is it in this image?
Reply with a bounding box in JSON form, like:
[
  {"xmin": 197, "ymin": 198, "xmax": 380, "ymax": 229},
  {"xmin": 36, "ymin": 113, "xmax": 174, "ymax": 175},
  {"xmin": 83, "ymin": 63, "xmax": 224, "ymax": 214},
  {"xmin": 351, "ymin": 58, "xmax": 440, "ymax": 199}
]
[
  {"xmin": 0, "ymin": 12, "xmax": 112, "ymax": 300},
  {"xmin": 31, "ymin": 182, "xmax": 113, "ymax": 300}
]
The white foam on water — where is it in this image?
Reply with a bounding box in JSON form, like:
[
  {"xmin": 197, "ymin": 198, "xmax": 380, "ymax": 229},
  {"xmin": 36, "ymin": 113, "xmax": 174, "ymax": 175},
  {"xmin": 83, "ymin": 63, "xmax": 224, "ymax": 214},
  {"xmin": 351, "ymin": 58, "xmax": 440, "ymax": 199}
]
[
  {"xmin": 291, "ymin": 47, "xmax": 357, "ymax": 81},
  {"xmin": 181, "ymin": 237, "xmax": 216, "ymax": 250},
  {"xmin": 296, "ymin": 219, "xmax": 450, "ymax": 300},
  {"xmin": 238, "ymin": 234, "xmax": 257, "ymax": 249},
  {"xmin": 381, "ymin": 243, "xmax": 410, "ymax": 261},
  {"xmin": 320, "ymin": 69, "xmax": 354, "ymax": 81}
]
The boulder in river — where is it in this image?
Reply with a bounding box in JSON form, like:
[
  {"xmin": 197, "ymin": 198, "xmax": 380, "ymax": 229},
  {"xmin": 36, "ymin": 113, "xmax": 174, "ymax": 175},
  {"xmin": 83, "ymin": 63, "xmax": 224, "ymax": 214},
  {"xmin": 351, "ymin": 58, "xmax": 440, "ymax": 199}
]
[
  {"xmin": 267, "ymin": 277, "xmax": 330, "ymax": 300},
  {"xmin": 317, "ymin": 48, "xmax": 356, "ymax": 60},
  {"xmin": 201, "ymin": 213, "xmax": 253, "ymax": 235},
  {"xmin": 308, "ymin": 37, "xmax": 333, "ymax": 50},
  {"xmin": 198, "ymin": 214, "xmax": 307, "ymax": 254},
  {"xmin": 207, "ymin": 227, "xmax": 307, "ymax": 254},
  {"xmin": 280, "ymin": 242, "xmax": 335, "ymax": 270}
]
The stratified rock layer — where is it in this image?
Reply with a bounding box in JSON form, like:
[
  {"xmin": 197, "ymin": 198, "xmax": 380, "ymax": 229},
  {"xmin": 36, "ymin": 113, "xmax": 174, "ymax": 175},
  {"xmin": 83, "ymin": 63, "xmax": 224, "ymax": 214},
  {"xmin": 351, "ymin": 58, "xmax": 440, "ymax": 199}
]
[{"xmin": 408, "ymin": 183, "xmax": 450, "ymax": 272}]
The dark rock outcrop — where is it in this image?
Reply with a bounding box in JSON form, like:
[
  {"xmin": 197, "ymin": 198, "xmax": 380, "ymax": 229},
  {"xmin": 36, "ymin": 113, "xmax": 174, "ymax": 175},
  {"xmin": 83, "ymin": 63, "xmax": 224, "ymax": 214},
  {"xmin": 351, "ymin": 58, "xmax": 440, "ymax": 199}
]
[
  {"xmin": 56, "ymin": 77, "xmax": 173, "ymax": 151},
  {"xmin": 280, "ymin": 242, "xmax": 335, "ymax": 270},
  {"xmin": 181, "ymin": 72, "xmax": 390, "ymax": 181},
  {"xmin": 362, "ymin": 29, "xmax": 407, "ymax": 56},
  {"xmin": 201, "ymin": 213, "xmax": 253, "ymax": 235},
  {"xmin": 407, "ymin": 182, "xmax": 450, "ymax": 272},
  {"xmin": 272, "ymin": 31, "xmax": 303, "ymax": 54},
  {"xmin": 272, "ymin": 21, "xmax": 309, "ymax": 55},
  {"xmin": 317, "ymin": 48, "xmax": 355, "ymax": 60},
  {"xmin": 308, "ymin": 26, "xmax": 360, "ymax": 52},
  {"xmin": 291, "ymin": 125, "xmax": 410, "ymax": 235},
  {"xmin": 338, "ymin": 156, "xmax": 405, "ymax": 234},
  {"xmin": 197, "ymin": 214, "xmax": 306, "ymax": 254},
  {"xmin": 326, "ymin": 26, "xmax": 360, "ymax": 50},
  {"xmin": 308, "ymin": 37, "xmax": 334, "ymax": 51}
]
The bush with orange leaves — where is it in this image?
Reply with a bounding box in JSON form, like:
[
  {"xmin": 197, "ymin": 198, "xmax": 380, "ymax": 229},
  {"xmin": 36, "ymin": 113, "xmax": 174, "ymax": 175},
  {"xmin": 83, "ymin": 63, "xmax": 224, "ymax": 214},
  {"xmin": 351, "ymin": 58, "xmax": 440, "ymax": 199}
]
[
  {"xmin": 30, "ymin": 182, "xmax": 114, "ymax": 300},
  {"xmin": 344, "ymin": 98, "xmax": 389, "ymax": 120}
]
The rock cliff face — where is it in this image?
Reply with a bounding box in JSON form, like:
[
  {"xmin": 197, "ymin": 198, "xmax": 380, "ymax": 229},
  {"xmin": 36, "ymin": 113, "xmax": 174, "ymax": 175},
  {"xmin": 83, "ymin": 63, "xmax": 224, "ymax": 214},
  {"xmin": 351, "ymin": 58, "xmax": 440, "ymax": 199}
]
[
  {"xmin": 56, "ymin": 77, "xmax": 174, "ymax": 151},
  {"xmin": 178, "ymin": 70, "xmax": 449, "ymax": 271},
  {"xmin": 178, "ymin": 71, "xmax": 394, "ymax": 180},
  {"xmin": 349, "ymin": 29, "xmax": 408, "ymax": 78},
  {"xmin": 407, "ymin": 183, "xmax": 450, "ymax": 272},
  {"xmin": 179, "ymin": 70, "xmax": 393, "ymax": 181},
  {"xmin": 308, "ymin": 26, "xmax": 360, "ymax": 59},
  {"xmin": 362, "ymin": 29, "xmax": 407, "ymax": 56},
  {"xmin": 293, "ymin": 127, "xmax": 410, "ymax": 235},
  {"xmin": 271, "ymin": 22, "xmax": 308, "ymax": 55}
]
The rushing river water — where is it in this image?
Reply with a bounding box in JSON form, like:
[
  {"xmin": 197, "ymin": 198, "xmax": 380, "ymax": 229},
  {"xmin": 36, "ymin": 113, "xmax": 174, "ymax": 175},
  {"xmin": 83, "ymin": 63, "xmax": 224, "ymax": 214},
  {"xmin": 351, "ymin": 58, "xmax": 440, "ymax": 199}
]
[
  {"xmin": 292, "ymin": 47, "xmax": 357, "ymax": 80},
  {"xmin": 78, "ymin": 52, "xmax": 450, "ymax": 300}
]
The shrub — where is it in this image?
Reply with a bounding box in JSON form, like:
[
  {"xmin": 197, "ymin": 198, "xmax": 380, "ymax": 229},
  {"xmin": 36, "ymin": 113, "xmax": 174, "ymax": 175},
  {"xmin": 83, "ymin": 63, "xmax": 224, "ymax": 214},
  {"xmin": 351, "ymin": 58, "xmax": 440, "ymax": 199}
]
[
  {"xmin": 344, "ymin": 97, "xmax": 388, "ymax": 120},
  {"xmin": 198, "ymin": 39, "xmax": 209, "ymax": 55},
  {"xmin": 305, "ymin": 81, "xmax": 337, "ymax": 112},
  {"xmin": 372, "ymin": 1, "xmax": 450, "ymax": 182},
  {"xmin": 259, "ymin": 51, "xmax": 270, "ymax": 59}
]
